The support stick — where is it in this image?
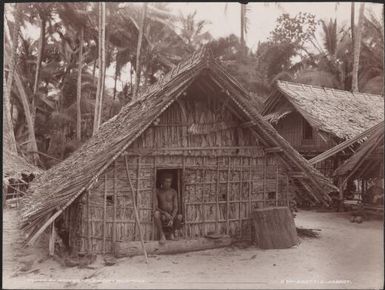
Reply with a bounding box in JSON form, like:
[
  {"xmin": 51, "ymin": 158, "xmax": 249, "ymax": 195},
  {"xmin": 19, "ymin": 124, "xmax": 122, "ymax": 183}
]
[{"xmin": 124, "ymin": 156, "xmax": 148, "ymax": 264}]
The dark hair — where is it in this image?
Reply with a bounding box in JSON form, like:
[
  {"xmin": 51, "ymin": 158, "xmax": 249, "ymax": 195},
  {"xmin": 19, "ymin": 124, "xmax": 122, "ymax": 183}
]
[{"xmin": 161, "ymin": 173, "xmax": 173, "ymax": 181}]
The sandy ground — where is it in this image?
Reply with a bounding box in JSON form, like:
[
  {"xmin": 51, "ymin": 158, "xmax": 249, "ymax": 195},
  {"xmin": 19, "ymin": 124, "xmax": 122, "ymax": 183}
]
[{"xmin": 2, "ymin": 208, "xmax": 383, "ymax": 289}]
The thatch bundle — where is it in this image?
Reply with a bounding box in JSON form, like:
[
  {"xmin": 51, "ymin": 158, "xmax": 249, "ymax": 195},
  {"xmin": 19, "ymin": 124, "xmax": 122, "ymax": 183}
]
[{"xmin": 334, "ymin": 121, "xmax": 384, "ymax": 179}]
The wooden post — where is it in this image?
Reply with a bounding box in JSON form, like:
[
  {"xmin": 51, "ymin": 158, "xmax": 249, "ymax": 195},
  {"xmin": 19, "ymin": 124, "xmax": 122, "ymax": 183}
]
[
  {"xmin": 152, "ymin": 157, "xmax": 156, "ymax": 240},
  {"xmin": 276, "ymin": 164, "xmax": 279, "ymax": 207},
  {"xmin": 49, "ymin": 223, "xmax": 55, "ymax": 256},
  {"xmin": 113, "ymin": 161, "xmax": 117, "ymax": 244},
  {"xmin": 215, "ymin": 156, "xmax": 220, "ymax": 233},
  {"xmin": 226, "ymin": 156, "xmax": 231, "ymax": 235},
  {"xmin": 286, "ymin": 174, "xmax": 289, "ymax": 206},
  {"xmin": 338, "ymin": 177, "xmax": 344, "ymax": 212},
  {"xmin": 182, "ymin": 153, "xmax": 187, "ymax": 238},
  {"xmin": 201, "ymin": 156, "xmax": 205, "ymax": 235},
  {"xmin": 248, "ymin": 157, "xmax": 252, "ymax": 240},
  {"xmin": 134, "ymin": 157, "xmax": 141, "ymax": 240},
  {"xmin": 124, "ymin": 156, "xmax": 148, "ymax": 263},
  {"xmin": 263, "ymin": 155, "xmax": 267, "ymax": 207},
  {"xmin": 103, "ymin": 173, "xmax": 107, "ymax": 253},
  {"xmin": 239, "ymin": 157, "xmax": 243, "ymax": 238},
  {"xmin": 87, "ymin": 190, "xmax": 91, "ymax": 253}
]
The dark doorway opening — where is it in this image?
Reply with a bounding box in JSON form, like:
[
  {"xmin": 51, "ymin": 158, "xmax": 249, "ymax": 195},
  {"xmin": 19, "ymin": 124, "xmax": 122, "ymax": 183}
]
[{"xmin": 156, "ymin": 169, "xmax": 183, "ymax": 214}]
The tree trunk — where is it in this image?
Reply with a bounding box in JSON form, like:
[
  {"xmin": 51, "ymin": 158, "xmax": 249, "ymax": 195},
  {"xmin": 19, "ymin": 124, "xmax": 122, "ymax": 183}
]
[
  {"xmin": 3, "ymin": 74, "xmax": 17, "ymax": 153},
  {"xmin": 3, "ymin": 5, "xmax": 21, "ymax": 153},
  {"xmin": 92, "ymin": 59, "xmax": 97, "ymax": 85},
  {"xmin": 113, "ymin": 52, "xmax": 118, "ymax": 100},
  {"xmin": 93, "ymin": 2, "xmax": 106, "ymax": 135},
  {"xmin": 351, "ymin": 3, "xmax": 365, "ymax": 92},
  {"xmin": 5, "ymin": 8, "xmax": 40, "ymax": 164},
  {"xmin": 33, "ymin": 17, "xmax": 46, "ymax": 113},
  {"xmin": 351, "ymin": 2, "xmax": 355, "ymax": 47},
  {"xmin": 76, "ymin": 26, "xmax": 84, "ymax": 141},
  {"xmin": 251, "ymin": 207, "xmax": 298, "ymax": 249},
  {"xmin": 240, "ymin": 4, "xmax": 246, "ymax": 57},
  {"xmin": 133, "ymin": 3, "xmax": 148, "ymax": 100}
]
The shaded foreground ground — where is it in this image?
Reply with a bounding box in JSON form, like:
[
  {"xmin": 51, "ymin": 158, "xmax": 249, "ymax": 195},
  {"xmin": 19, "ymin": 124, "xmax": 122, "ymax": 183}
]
[{"xmin": 3, "ymin": 209, "xmax": 383, "ymax": 289}]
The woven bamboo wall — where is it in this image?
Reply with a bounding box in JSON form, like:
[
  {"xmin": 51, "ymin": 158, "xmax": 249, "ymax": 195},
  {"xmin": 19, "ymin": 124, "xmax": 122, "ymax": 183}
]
[
  {"xmin": 274, "ymin": 112, "xmax": 333, "ymax": 152},
  {"xmin": 72, "ymin": 94, "xmax": 291, "ymax": 254}
]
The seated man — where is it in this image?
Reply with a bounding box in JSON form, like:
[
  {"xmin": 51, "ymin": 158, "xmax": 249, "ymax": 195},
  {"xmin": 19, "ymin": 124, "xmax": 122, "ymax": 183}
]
[{"xmin": 154, "ymin": 174, "xmax": 183, "ymax": 244}]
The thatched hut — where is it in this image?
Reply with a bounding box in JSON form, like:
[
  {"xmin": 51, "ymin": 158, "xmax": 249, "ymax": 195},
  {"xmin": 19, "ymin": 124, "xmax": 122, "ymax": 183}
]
[
  {"xmin": 21, "ymin": 47, "xmax": 336, "ymax": 255},
  {"xmin": 3, "ymin": 150, "xmax": 43, "ymax": 207},
  {"xmin": 334, "ymin": 121, "xmax": 384, "ymax": 197},
  {"xmin": 262, "ymin": 81, "xmax": 384, "ymax": 176}
]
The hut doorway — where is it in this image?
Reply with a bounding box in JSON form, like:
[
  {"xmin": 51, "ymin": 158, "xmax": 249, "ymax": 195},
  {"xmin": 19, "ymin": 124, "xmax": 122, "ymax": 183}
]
[{"xmin": 155, "ymin": 169, "xmax": 183, "ymax": 215}]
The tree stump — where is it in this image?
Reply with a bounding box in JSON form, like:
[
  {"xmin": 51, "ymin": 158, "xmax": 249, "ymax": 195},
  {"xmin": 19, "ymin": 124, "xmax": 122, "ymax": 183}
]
[{"xmin": 251, "ymin": 207, "xmax": 298, "ymax": 249}]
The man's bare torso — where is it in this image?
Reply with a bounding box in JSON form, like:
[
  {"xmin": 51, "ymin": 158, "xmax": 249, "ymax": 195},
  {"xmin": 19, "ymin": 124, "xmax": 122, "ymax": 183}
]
[{"xmin": 157, "ymin": 188, "xmax": 177, "ymax": 214}]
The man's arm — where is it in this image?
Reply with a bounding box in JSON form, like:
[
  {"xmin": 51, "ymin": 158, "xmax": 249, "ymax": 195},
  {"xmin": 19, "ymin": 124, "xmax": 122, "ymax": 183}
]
[
  {"xmin": 154, "ymin": 190, "xmax": 160, "ymax": 213},
  {"xmin": 171, "ymin": 189, "xmax": 178, "ymax": 219}
]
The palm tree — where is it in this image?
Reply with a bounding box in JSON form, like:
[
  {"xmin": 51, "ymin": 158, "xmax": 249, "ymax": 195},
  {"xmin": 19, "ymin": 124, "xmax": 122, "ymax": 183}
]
[
  {"xmin": 29, "ymin": 4, "xmax": 53, "ymax": 105},
  {"xmin": 240, "ymin": 4, "xmax": 249, "ymax": 56},
  {"xmin": 351, "ymin": 2, "xmax": 355, "ymax": 46},
  {"xmin": 133, "ymin": 3, "xmax": 148, "ymax": 99},
  {"xmin": 352, "ymin": 2, "xmax": 365, "ymax": 92},
  {"xmin": 358, "ymin": 9, "xmax": 384, "ymax": 94},
  {"xmin": 4, "ymin": 6, "xmax": 40, "ymax": 164},
  {"xmin": 93, "ymin": 2, "xmax": 106, "ymax": 135},
  {"xmin": 4, "ymin": 3, "xmax": 21, "ymax": 153},
  {"xmin": 76, "ymin": 26, "xmax": 84, "ymax": 140}
]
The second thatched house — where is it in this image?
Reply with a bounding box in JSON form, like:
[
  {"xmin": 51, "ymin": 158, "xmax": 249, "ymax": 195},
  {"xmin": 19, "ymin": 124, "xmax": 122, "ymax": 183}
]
[
  {"xmin": 21, "ymin": 47, "xmax": 336, "ymax": 256},
  {"xmin": 262, "ymin": 81, "xmax": 384, "ymax": 176}
]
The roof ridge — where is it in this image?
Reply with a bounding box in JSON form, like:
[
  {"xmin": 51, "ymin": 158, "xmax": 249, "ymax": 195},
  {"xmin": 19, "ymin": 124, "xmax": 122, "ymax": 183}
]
[{"xmin": 278, "ymin": 80, "xmax": 383, "ymax": 97}]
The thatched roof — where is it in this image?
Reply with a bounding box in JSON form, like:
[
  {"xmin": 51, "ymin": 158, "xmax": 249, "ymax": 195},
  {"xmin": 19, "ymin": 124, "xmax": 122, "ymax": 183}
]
[
  {"xmin": 21, "ymin": 47, "xmax": 337, "ymax": 244},
  {"xmin": 3, "ymin": 150, "xmax": 43, "ymax": 182},
  {"xmin": 334, "ymin": 121, "xmax": 384, "ymax": 179},
  {"xmin": 263, "ymin": 81, "xmax": 384, "ymax": 140},
  {"xmin": 309, "ymin": 121, "xmax": 384, "ymax": 165}
]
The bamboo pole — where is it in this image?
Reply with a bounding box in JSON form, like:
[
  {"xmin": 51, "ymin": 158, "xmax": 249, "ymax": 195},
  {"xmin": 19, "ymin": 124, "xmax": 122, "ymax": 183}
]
[
  {"xmin": 276, "ymin": 164, "xmax": 279, "ymax": 207},
  {"xmin": 124, "ymin": 156, "xmax": 148, "ymax": 263},
  {"xmin": 152, "ymin": 157, "xmax": 156, "ymax": 240},
  {"xmin": 286, "ymin": 174, "xmax": 289, "ymax": 206},
  {"xmin": 215, "ymin": 156, "xmax": 220, "ymax": 233},
  {"xmin": 263, "ymin": 155, "xmax": 267, "ymax": 207},
  {"xmin": 248, "ymin": 157, "xmax": 252, "ymax": 239},
  {"xmin": 113, "ymin": 161, "xmax": 117, "ymax": 244},
  {"xmin": 103, "ymin": 173, "xmax": 107, "ymax": 253},
  {"xmin": 226, "ymin": 156, "xmax": 231, "ymax": 235},
  {"xmin": 135, "ymin": 156, "xmax": 141, "ymax": 240},
  {"xmin": 182, "ymin": 153, "xmax": 187, "ymax": 238},
  {"xmin": 87, "ymin": 190, "xmax": 91, "ymax": 252},
  {"xmin": 239, "ymin": 157, "xmax": 243, "ymax": 238},
  {"xmin": 201, "ymin": 156, "xmax": 206, "ymax": 235}
]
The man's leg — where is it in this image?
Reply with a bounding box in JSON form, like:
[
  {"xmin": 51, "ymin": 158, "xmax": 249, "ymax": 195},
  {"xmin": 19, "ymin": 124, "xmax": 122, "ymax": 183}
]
[
  {"xmin": 154, "ymin": 211, "xmax": 166, "ymax": 244},
  {"xmin": 171, "ymin": 214, "xmax": 183, "ymax": 239}
]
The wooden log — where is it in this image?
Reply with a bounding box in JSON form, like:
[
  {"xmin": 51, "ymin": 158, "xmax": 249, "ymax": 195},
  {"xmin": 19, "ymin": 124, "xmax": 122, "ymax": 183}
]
[
  {"xmin": 113, "ymin": 236, "xmax": 233, "ymax": 258},
  {"xmin": 251, "ymin": 207, "xmax": 298, "ymax": 249}
]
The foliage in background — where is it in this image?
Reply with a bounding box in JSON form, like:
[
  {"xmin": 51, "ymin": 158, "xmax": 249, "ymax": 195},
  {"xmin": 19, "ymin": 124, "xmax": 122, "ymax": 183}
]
[{"xmin": 3, "ymin": 3, "xmax": 384, "ymax": 170}]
